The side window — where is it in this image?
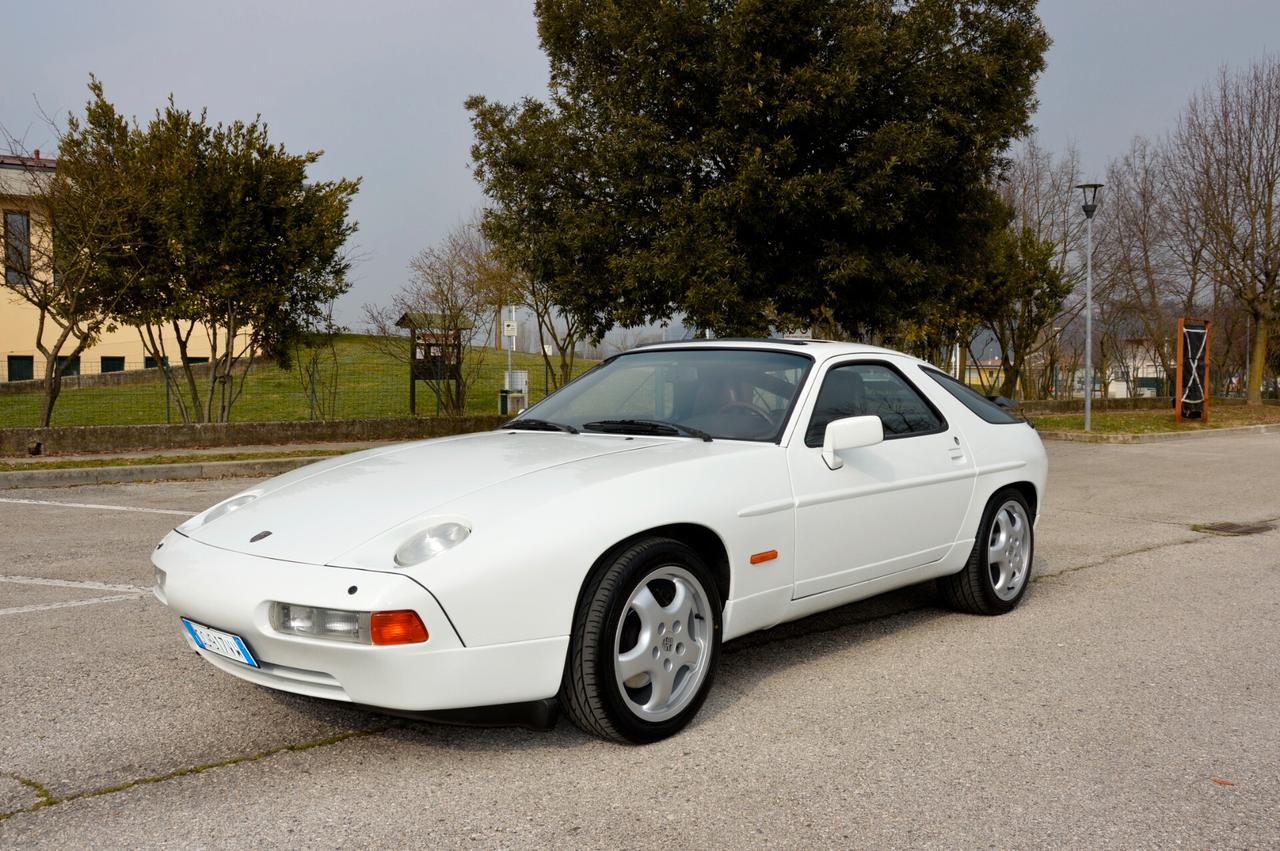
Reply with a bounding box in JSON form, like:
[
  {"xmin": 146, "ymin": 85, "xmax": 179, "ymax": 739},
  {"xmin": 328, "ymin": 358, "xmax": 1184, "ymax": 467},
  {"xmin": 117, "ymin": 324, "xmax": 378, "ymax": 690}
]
[{"xmin": 805, "ymin": 362, "xmax": 944, "ymax": 446}]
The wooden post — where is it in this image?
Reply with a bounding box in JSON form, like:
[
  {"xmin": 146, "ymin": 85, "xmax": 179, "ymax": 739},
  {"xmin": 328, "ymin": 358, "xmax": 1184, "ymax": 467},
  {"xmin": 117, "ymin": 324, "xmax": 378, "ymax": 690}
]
[
  {"xmin": 409, "ymin": 325, "xmax": 417, "ymax": 415},
  {"xmin": 1174, "ymin": 318, "xmax": 1185, "ymax": 425}
]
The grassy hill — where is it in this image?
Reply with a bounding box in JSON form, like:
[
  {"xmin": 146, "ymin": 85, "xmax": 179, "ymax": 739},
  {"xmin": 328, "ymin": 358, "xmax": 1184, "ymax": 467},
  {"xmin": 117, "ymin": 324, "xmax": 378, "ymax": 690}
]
[{"xmin": 0, "ymin": 335, "xmax": 598, "ymax": 428}]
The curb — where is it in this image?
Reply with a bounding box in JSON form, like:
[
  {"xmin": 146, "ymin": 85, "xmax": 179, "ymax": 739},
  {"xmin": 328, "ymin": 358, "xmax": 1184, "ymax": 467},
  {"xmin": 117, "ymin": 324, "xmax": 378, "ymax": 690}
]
[
  {"xmin": 1037, "ymin": 423, "xmax": 1280, "ymax": 444},
  {"xmin": 0, "ymin": 457, "xmax": 321, "ymax": 490},
  {"xmin": 5, "ymin": 421, "xmax": 1278, "ymax": 486}
]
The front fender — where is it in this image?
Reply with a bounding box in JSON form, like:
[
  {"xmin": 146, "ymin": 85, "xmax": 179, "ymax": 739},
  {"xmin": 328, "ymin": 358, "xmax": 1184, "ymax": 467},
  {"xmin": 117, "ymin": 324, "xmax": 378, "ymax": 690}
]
[{"xmin": 331, "ymin": 439, "xmax": 796, "ymax": 647}]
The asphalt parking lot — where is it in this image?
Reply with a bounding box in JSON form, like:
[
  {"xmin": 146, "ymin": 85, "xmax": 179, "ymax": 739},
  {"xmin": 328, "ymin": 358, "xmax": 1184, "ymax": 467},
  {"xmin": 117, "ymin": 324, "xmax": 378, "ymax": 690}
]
[{"xmin": 2, "ymin": 434, "xmax": 1278, "ymax": 848}]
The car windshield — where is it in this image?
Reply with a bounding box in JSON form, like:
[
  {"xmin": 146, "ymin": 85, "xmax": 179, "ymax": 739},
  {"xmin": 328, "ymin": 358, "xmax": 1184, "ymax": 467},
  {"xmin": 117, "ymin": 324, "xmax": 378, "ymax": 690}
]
[{"xmin": 512, "ymin": 348, "xmax": 813, "ymax": 442}]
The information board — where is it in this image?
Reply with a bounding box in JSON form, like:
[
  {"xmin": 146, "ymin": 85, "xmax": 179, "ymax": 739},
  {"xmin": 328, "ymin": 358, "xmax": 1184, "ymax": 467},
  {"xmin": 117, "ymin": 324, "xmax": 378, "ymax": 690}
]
[{"xmin": 1175, "ymin": 318, "xmax": 1210, "ymax": 424}]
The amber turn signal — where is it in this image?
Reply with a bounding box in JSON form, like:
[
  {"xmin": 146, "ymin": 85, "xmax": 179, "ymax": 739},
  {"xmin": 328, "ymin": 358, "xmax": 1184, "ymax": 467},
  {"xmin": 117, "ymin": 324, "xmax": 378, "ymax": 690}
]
[
  {"xmin": 370, "ymin": 610, "xmax": 429, "ymax": 645},
  {"xmin": 750, "ymin": 549, "xmax": 779, "ymax": 565}
]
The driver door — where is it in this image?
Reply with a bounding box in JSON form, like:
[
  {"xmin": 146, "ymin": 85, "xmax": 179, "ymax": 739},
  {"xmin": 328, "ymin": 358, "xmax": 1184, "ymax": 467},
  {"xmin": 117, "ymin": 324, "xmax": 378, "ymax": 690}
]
[{"xmin": 787, "ymin": 359, "xmax": 976, "ymax": 598}]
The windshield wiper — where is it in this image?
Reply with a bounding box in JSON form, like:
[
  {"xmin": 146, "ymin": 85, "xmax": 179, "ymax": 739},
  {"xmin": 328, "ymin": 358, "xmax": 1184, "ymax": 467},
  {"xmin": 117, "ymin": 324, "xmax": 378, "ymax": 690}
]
[
  {"xmin": 581, "ymin": 419, "xmax": 713, "ymax": 442},
  {"xmin": 504, "ymin": 418, "xmax": 579, "ymax": 434}
]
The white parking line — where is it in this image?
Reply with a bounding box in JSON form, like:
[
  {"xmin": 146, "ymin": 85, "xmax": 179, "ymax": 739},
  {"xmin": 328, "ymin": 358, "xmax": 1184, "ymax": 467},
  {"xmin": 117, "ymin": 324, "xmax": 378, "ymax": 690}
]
[
  {"xmin": 0, "ymin": 576, "xmax": 151, "ymax": 617},
  {"xmin": 0, "ymin": 497, "xmax": 192, "ymax": 517},
  {"xmin": 0, "ymin": 594, "xmax": 143, "ymax": 616},
  {"xmin": 0, "ymin": 575, "xmax": 151, "ymax": 594}
]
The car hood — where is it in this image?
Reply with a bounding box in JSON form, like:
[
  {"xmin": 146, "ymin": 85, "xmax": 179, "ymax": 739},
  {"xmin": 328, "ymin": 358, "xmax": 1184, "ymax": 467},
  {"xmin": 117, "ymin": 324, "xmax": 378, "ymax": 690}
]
[{"xmin": 184, "ymin": 430, "xmax": 663, "ymax": 564}]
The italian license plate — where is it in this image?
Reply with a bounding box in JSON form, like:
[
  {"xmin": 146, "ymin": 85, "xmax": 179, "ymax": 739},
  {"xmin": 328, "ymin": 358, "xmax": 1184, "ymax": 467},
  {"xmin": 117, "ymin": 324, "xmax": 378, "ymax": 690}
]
[{"xmin": 181, "ymin": 618, "xmax": 259, "ymax": 668}]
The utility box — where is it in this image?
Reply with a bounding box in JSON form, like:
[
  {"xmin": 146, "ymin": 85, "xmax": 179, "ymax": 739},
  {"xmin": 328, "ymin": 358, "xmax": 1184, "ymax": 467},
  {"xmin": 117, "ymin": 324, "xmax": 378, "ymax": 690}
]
[{"xmin": 504, "ymin": 370, "xmax": 529, "ymax": 393}]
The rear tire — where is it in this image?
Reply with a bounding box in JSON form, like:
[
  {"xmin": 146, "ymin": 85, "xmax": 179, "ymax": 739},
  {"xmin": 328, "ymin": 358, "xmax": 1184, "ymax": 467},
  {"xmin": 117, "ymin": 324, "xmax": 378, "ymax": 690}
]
[
  {"xmin": 560, "ymin": 537, "xmax": 722, "ymax": 744},
  {"xmin": 938, "ymin": 488, "xmax": 1034, "ymax": 615}
]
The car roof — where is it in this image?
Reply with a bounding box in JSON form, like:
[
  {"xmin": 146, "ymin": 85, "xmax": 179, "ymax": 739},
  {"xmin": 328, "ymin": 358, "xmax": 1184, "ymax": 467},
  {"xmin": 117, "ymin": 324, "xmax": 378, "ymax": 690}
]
[{"xmin": 629, "ymin": 337, "xmax": 925, "ymax": 364}]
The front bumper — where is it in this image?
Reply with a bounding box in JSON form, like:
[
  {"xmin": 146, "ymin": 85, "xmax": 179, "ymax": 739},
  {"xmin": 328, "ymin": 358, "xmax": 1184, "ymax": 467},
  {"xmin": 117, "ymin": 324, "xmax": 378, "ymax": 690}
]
[{"xmin": 152, "ymin": 531, "xmax": 568, "ymax": 712}]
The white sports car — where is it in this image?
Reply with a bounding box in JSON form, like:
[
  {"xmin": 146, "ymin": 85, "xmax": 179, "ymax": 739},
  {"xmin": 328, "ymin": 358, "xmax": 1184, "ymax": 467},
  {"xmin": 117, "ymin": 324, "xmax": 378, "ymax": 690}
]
[{"xmin": 153, "ymin": 340, "xmax": 1046, "ymax": 743}]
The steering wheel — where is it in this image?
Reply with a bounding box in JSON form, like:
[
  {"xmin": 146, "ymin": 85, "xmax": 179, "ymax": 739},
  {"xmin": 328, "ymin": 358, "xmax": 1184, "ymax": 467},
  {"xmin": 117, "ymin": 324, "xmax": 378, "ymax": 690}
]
[{"xmin": 717, "ymin": 401, "xmax": 774, "ymax": 427}]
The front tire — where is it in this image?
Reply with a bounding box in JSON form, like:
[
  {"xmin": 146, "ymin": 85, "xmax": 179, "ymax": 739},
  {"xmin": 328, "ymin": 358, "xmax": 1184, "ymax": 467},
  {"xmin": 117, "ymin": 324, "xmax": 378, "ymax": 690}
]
[
  {"xmin": 560, "ymin": 537, "xmax": 722, "ymax": 743},
  {"xmin": 938, "ymin": 488, "xmax": 1034, "ymax": 615}
]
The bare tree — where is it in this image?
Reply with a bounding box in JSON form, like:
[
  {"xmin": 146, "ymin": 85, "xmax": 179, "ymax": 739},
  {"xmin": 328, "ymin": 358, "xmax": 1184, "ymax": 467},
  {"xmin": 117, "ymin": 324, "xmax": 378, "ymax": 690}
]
[
  {"xmin": 290, "ymin": 301, "xmax": 342, "ymax": 420},
  {"xmin": 1169, "ymin": 58, "xmax": 1280, "ymax": 404},
  {"xmin": 1002, "ymin": 138, "xmax": 1088, "ymax": 299},
  {"xmin": 525, "ymin": 273, "xmax": 585, "ymax": 389},
  {"xmin": 364, "ymin": 219, "xmax": 507, "ymax": 415},
  {"xmin": 977, "ymin": 137, "xmax": 1083, "ymax": 399},
  {"xmin": 1104, "ymin": 137, "xmax": 1184, "ymax": 393}
]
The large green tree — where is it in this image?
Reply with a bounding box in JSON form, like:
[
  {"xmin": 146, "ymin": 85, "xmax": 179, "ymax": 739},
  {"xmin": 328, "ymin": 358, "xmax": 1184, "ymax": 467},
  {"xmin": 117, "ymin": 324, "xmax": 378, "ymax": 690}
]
[
  {"xmin": 117, "ymin": 96, "xmax": 360, "ymax": 422},
  {"xmin": 469, "ymin": 0, "xmax": 1049, "ymax": 339}
]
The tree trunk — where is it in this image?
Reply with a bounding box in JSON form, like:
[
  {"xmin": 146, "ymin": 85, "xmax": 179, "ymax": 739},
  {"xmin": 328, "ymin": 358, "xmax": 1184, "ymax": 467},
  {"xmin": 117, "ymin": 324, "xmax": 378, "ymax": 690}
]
[
  {"xmin": 173, "ymin": 327, "xmax": 205, "ymax": 423},
  {"xmin": 1247, "ymin": 312, "xmax": 1268, "ymax": 405},
  {"xmin": 998, "ymin": 356, "xmax": 1019, "ymax": 399},
  {"xmin": 39, "ymin": 367, "xmax": 61, "ymax": 428}
]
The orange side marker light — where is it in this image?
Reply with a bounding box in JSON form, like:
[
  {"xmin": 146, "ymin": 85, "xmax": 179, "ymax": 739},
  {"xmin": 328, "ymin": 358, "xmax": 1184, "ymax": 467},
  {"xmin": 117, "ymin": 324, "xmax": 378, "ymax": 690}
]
[
  {"xmin": 750, "ymin": 549, "xmax": 779, "ymax": 565},
  {"xmin": 370, "ymin": 610, "xmax": 429, "ymax": 645}
]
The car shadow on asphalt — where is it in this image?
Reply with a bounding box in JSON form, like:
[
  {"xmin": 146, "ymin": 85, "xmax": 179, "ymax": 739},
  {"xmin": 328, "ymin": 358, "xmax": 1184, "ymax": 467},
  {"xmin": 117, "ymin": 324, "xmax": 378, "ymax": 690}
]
[{"xmin": 264, "ymin": 581, "xmax": 957, "ymax": 751}]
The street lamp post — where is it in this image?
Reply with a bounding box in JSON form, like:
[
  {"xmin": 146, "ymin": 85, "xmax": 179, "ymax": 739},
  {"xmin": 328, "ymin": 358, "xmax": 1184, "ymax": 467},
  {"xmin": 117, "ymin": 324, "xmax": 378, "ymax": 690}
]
[{"xmin": 1076, "ymin": 183, "xmax": 1103, "ymax": 431}]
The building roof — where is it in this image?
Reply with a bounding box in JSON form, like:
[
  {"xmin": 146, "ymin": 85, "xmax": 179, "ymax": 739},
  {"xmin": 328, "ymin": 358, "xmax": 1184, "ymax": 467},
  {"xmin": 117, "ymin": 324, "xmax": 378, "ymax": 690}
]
[
  {"xmin": 0, "ymin": 153, "xmax": 55, "ymax": 199},
  {"xmin": 394, "ymin": 312, "xmax": 476, "ymax": 331},
  {"xmin": 0, "ymin": 153, "xmax": 56, "ymax": 171}
]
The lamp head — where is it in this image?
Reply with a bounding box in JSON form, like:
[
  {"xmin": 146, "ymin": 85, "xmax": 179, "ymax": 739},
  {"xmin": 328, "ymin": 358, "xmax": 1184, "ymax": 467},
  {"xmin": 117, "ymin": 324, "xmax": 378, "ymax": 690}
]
[{"xmin": 1076, "ymin": 183, "xmax": 1103, "ymax": 219}]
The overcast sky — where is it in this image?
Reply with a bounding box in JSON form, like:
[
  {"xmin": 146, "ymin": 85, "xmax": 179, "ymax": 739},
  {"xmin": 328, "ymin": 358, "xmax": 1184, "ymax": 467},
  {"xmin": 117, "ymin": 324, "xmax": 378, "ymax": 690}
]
[{"xmin": 3, "ymin": 1, "xmax": 1277, "ymax": 327}]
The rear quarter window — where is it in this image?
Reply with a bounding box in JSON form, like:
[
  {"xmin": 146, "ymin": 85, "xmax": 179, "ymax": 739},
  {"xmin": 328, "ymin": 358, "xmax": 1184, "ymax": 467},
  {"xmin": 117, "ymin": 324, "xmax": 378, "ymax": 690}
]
[{"xmin": 922, "ymin": 368, "xmax": 1021, "ymax": 424}]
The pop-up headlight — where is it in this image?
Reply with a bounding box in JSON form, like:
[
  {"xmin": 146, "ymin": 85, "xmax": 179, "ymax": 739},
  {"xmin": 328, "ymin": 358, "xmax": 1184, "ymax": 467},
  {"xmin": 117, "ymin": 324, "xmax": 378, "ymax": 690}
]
[
  {"xmin": 393, "ymin": 522, "xmax": 470, "ymax": 567},
  {"xmin": 178, "ymin": 493, "xmax": 260, "ymax": 533}
]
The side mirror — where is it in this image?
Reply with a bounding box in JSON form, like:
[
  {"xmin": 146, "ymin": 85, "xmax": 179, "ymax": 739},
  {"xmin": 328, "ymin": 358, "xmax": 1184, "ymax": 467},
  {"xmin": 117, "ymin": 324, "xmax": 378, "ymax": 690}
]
[{"xmin": 821, "ymin": 415, "xmax": 884, "ymax": 470}]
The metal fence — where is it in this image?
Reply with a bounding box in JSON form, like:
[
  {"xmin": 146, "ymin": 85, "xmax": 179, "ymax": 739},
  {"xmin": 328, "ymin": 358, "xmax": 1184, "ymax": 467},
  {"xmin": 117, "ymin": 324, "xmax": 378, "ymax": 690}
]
[{"xmin": 0, "ymin": 355, "xmax": 596, "ymax": 428}]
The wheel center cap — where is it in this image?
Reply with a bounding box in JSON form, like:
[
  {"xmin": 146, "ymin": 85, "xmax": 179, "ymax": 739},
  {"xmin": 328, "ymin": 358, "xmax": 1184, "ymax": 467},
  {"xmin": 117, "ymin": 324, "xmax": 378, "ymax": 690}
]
[{"xmin": 662, "ymin": 636, "xmax": 673, "ymax": 653}]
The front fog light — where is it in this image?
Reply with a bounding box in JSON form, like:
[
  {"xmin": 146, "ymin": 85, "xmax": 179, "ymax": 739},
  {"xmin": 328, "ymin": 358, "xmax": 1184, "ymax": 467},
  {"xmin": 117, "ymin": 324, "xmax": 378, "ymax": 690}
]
[
  {"xmin": 270, "ymin": 602, "xmax": 370, "ymax": 644},
  {"xmin": 153, "ymin": 567, "xmax": 168, "ymax": 603},
  {"xmin": 394, "ymin": 522, "xmax": 470, "ymax": 567}
]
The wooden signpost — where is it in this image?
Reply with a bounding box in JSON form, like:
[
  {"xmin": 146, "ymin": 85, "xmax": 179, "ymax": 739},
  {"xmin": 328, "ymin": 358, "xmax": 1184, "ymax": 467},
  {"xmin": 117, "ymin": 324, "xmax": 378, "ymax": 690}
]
[{"xmin": 396, "ymin": 312, "xmax": 470, "ymax": 415}]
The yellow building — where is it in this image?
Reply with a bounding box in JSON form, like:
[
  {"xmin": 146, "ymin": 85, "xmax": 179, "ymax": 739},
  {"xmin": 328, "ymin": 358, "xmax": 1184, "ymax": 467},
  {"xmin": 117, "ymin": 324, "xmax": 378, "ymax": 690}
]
[
  {"xmin": 1, "ymin": 153, "xmax": 229, "ymax": 382},
  {"xmin": 962, "ymin": 359, "xmax": 1006, "ymax": 391}
]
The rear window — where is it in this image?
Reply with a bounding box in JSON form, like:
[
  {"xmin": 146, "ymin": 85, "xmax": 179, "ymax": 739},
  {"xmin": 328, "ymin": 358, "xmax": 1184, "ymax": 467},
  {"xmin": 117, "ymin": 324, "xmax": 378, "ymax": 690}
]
[{"xmin": 923, "ymin": 368, "xmax": 1020, "ymax": 424}]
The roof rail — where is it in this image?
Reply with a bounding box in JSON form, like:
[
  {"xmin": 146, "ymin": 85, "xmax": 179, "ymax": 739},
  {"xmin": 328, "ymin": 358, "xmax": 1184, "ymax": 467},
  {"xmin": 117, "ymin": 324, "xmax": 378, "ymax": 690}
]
[{"xmin": 634, "ymin": 337, "xmax": 819, "ymax": 348}]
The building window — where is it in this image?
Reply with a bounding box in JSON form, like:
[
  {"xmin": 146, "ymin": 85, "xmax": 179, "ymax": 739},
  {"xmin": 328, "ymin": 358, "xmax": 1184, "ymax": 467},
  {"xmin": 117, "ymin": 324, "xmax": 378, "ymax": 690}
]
[
  {"xmin": 6, "ymin": 355, "xmax": 34, "ymax": 382},
  {"xmin": 144, "ymin": 356, "xmax": 169, "ymax": 370},
  {"xmin": 55, "ymin": 355, "xmax": 81, "ymax": 376},
  {"xmin": 4, "ymin": 210, "xmax": 31, "ymax": 286},
  {"xmin": 101, "ymin": 356, "xmax": 126, "ymax": 373},
  {"xmin": 187, "ymin": 357, "xmax": 209, "ymax": 364}
]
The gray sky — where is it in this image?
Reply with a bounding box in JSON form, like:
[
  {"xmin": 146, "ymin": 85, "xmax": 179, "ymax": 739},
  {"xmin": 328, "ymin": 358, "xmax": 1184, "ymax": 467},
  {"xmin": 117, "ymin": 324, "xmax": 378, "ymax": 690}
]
[{"xmin": 3, "ymin": 1, "xmax": 1277, "ymax": 327}]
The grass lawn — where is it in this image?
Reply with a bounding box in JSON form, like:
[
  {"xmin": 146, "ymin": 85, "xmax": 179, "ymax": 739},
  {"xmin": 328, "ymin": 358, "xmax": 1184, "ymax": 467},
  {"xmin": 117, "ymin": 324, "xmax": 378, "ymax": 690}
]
[
  {"xmin": 0, "ymin": 335, "xmax": 598, "ymax": 428},
  {"xmin": 0, "ymin": 449, "xmax": 349, "ymax": 473},
  {"xmin": 1032, "ymin": 404, "xmax": 1280, "ymax": 434}
]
